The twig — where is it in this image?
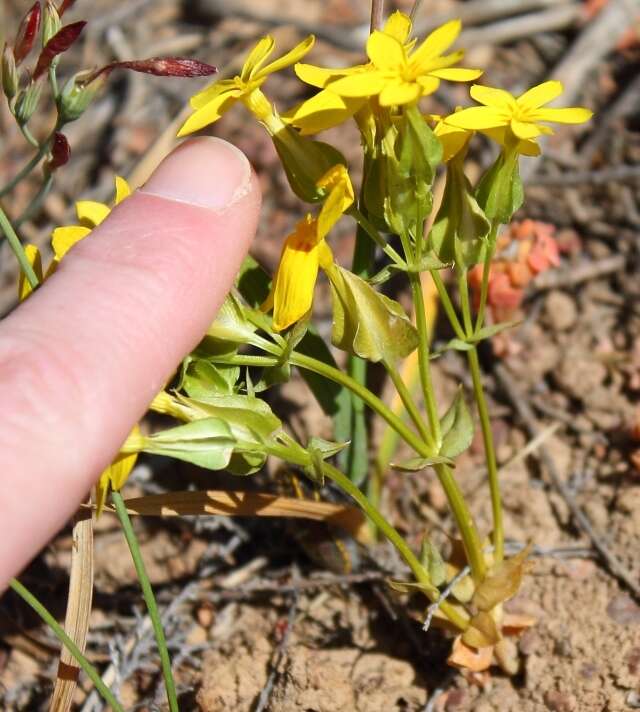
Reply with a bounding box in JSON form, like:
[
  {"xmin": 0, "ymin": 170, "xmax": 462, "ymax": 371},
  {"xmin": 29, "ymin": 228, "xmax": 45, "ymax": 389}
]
[
  {"xmin": 494, "ymin": 363, "xmax": 640, "ymax": 599},
  {"xmin": 530, "ymin": 255, "xmax": 625, "ymax": 291},
  {"xmin": 254, "ymin": 568, "xmax": 300, "ymax": 712},
  {"xmin": 528, "ymin": 164, "xmax": 640, "ymax": 187},
  {"xmin": 423, "ymin": 565, "xmax": 471, "ymax": 634},
  {"xmin": 370, "ymin": 0, "xmax": 385, "ymax": 32}
]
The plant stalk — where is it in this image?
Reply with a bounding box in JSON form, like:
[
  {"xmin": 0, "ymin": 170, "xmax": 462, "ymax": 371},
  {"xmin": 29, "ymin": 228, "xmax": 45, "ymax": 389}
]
[{"xmin": 0, "ymin": 203, "xmax": 39, "ymax": 289}]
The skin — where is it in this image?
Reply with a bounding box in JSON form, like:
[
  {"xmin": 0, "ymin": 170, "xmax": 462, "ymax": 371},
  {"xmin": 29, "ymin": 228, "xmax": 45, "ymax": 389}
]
[{"xmin": 0, "ymin": 137, "xmax": 261, "ymax": 589}]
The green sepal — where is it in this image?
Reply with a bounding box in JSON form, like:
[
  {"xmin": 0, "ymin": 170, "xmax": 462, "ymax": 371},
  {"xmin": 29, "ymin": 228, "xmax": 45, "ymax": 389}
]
[
  {"xmin": 440, "ymin": 388, "xmax": 474, "ymax": 459},
  {"xmin": 390, "ymin": 455, "xmax": 454, "ymax": 471},
  {"xmin": 475, "ymin": 146, "xmax": 523, "ymax": 225},
  {"xmin": 326, "ymin": 263, "xmax": 418, "ymax": 364},
  {"xmin": 179, "ymin": 356, "xmax": 239, "ymax": 398},
  {"xmin": 430, "ymin": 155, "xmax": 490, "ymax": 269},
  {"xmin": 304, "ymin": 436, "xmax": 350, "ymax": 485}
]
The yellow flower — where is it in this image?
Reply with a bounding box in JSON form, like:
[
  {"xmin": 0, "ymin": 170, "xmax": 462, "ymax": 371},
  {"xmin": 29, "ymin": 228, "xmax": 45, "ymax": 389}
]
[
  {"xmin": 18, "ymin": 177, "xmax": 131, "ymax": 301},
  {"xmin": 177, "ymin": 35, "xmax": 315, "ymax": 137},
  {"xmin": 51, "ymin": 175, "xmax": 131, "ymax": 259},
  {"xmin": 266, "ymin": 164, "xmax": 354, "ymax": 331},
  {"xmin": 95, "ymin": 426, "xmax": 140, "ymax": 516},
  {"xmin": 445, "ymin": 81, "xmax": 593, "ymax": 143}
]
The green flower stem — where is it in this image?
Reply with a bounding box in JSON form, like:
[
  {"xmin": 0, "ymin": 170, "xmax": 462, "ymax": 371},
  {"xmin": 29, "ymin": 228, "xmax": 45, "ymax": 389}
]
[
  {"xmin": 0, "ymin": 129, "xmax": 57, "ymax": 197},
  {"xmin": 322, "ymin": 462, "xmax": 469, "ymax": 631},
  {"xmin": 466, "ymin": 346, "xmax": 503, "ymax": 562},
  {"xmin": 474, "ymin": 223, "xmax": 499, "ymax": 333},
  {"xmin": 408, "ymin": 272, "xmax": 441, "ymax": 445},
  {"xmin": 349, "ymin": 206, "xmax": 406, "ymax": 268},
  {"xmin": 430, "ymin": 269, "xmax": 467, "ymax": 341},
  {"xmin": 19, "ymin": 123, "xmax": 40, "ymax": 148},
  {"xmin": 16, "ymin": 173, "xmax": 53, "ymax": 227},
  {"xmin": 456, "ymin": 268, "xmax": 474, "ymax": 337},
  {"xmin": 289, "ymin": 350, "xmax": 431, "ymax": 459},
  {"xmin": 111, "ymin": 491, "xmax": 178, "ymax": 712},
  {"xmin": 9, "ymin": 578, "xmax": 124, "ymax": 712},
  {"xmin": 0, "ymin": 203, "xmax": 39, "ymax": 290},
  {"xmin": 383, "ymin": 360, "xmax": 435, "ymax": 451}
]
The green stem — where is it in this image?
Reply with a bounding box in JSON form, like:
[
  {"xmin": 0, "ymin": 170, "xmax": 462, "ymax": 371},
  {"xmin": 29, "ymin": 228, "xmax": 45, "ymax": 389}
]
[
  {"xmin": 408, "ymin": 272, "xmax": 441, "ymax": 446},
  {"xmin": 9, "ymin": 578, "xmax": 124, "ymax": 712},
  {"xmin": 290, "ymin": 350, "xmax": 430, "ymax": 458},
  {"xmin": 112, "ymin": 491, "xmax": 178, "ymax": 712},
  {"xmin": 467, "ymin": 347, "xmax": 503, "ymax": 562},
  {"xmin": 456, "ymin": 268, "xmax": 474, "ymax": 337},
  {"xmin": 16, "ymin": 173, "xmax": 53, "ymax": 227},
  {"xmin": 349, "ymin": 206, "xmax": 406, "ymax": 268},
  {"xmin": 0, "ymin": 131, "xmax": 55, "ymax": 197},
  {"xmin": 384, "ymin": 360, "xmax": 434, "ymax": 450},
  {"xmin": 430, "ymin": 269, "xmax": 466, "ymax": 341},
  {"xmin": 19, "ymin": 123, "xmax": 39, "ymax": 148},
  {"xmin": 0, "ymin": 202, "xmax": 39, "ymax": 289},
  {"xmin": 322, "ymin": 463, "xmax": 469, "ymax": 630},
  {"xmin": 474, "ymin": 223, "xmax": 499, "ymax": 333}
]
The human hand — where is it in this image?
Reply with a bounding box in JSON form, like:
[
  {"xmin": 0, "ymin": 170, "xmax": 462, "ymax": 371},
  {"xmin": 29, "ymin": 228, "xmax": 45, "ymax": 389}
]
[{"xmin": 0, "ymin": 137, "xmax": 261, "ymax": 588}]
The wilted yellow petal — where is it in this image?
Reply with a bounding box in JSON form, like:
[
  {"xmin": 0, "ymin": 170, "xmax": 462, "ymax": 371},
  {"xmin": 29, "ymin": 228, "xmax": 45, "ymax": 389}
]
[
  {"xmin": 532, "ymin": 106, "xmax": 593, "ymax": 124},
  {"xmin": 18, "ymin": 244, "xmax": 43, "ymax": 301},
  {"xmin": 114, "ymin": 176, "xmax": 131, "ymax": 204},
  {"xmin": 411, "ymin": 19, "xmax": 461, "ymax": 67},
  {"xmin": 517, "ymin": 80, "xmax": 563, "ymax": 110},
  {"xmin": 328, "ymin": 70, "xmax": 386, "ymax": 98},
  {"xmin": 367, "ymin": 31, "xmax": 406, "ymax": 71},
  {"xmin": 76, "ymin": 200, "xmax": 110, "ymax": 228},
  {"xmin": 95, "ymin": 426, "xmax": 140, "ymax": 516},
  {"xmin": 469, "ymin": 84, "xmax": 516, "ymax": 109},
  {"xmin": 260, "ymin": 35, "xmax": 315, "ymax": 77},
  {"xmin": 510, "ymin": 119, "xmax": 541, "ymax": 139},
  {"xmin": 383, "ymin": 11, "xmax": 412, "ymax": 43},
  {"xmin": 240, "ymin": 36, "xmax": 275, "ymax": 81},
  {"xmin": 51, "ymin": 225, "xmax": 92, "ymax": 259},
  {"xmin": 317, "ymin": 164, "xmax": 354, "ymax": 238},
  {"xmin": 272, "ymin": 216, "xmax": 322, "ymax": 331},
  {"xmin": 446, "ymin": 105, "xmax": 507, "ymax": 130},
  {"xmin": 379, "ymin": 81, "xmax": 421, "ymax": 106}
]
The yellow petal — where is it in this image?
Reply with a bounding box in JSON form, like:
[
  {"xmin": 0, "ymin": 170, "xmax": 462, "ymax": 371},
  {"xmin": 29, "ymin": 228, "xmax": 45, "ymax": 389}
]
[
  {"xmin": 327, "ymin": 70, "xmax": 386, "ymax": 98},
  {"xmin": 18, "ymin": 244, "xmax": 43, "ymax": 301},
  {"xmin": 272, "ymin": 217, "xmax": 322, "ymax": 331},
  {"xmin": 531, "ymin": 106, "xmax": 593, "ymax": 125},
  {"xmin": 469, "ymin": 84, "xmax": 516, "ymax": 110},
  {"xmin": 379, "ymin": 81, "xmax": 421, "ymax": 106},
  {"xmin": 95, "ymin": 426, "xmax": 140, "ymax": 516},
  {"xmin": 177, "ymin": 90, "xmax": 243, "ymax": 136},
  {"xmin": 445, "ymin": 105, "xmax": 507, "ymax": 130},
  {"xmin": 517, "ymin": 80, "xmax": 563, "ymax": 110},
  {"xmin": 114, "ymin": 176, "xmax": 131, "ymax": 204},
  {"xmin": 295, "ymin": 62, "xmax": 362, "ymax": 88},
  {"xmin": 510, "ymin": 119, "xmax": 541, "ymax": 139},
  {"xmin": 260, "ymin": 35, "xmax": 315, "ymax": 78},
  {"xmin": 417, "ymin": 75, "xmax": 440, "ymax": 96},
  {"xmin": 480, "ymin": 126, "xmax": 541, "ymax": 156},
  {"xmin": 51, "ymin": 225, "xmax": 92, "ymax": 259},
  {"xmin": 383, "ymin": 11, "xmax": 412, "ymax": 43},
  {"xmin": 76, "ymin": 200, "xmax": 110, "ymax": 228},
  {"xmin": 283, "ymin": 90, "xmax": 364, "ymax": 135},
  {"xmin": 366, "ymin": 31, "xmax": 406, "ymax": 71},
  {"xmin": 434, "ymin": 122, "xmax": 472, "ymax": 162},
  {"xmin": 317, "ymin": 164, "xmax": 354, "ymax": 238},
  {"xmin": 430, "ymin": 67, "xmax": 483, "ymax": 82},
  {"xmin": 95, "ymin": 470, "xmax": 110, "ymax": 518},
  {"xmin": 241, "ymin": 36, "xmax": 275, "ymax": 81},
  {"xmin": 190, "ymin": 78, "xmax": 238, "ymax": 110},
  {"xmin": 411, "ymin": 19, "xmax": 461, "ymax": 67}
]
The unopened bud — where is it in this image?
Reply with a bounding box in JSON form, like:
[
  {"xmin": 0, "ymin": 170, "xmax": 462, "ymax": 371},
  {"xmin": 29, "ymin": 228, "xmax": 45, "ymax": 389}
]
[
  {"xmin": 45, "ymin": 131, "xmax": 70, "ymax": 171},
  {"xmin": 42, "ymin": 1, "xmax": 61, "ymax": 46},
  {"xmin": 14, "ymin": 79, "xmax": 43, "ymax": 123},
  {"xmin": 2, "ymin": 44, "xmax": 18, "ymax": 99},
  {"xmin": 14, "ymin": 2, "xmax": 41, "ymax": 65},
  {"xmin": 57, "ymin": 71, "xmax": 103, "ymax": 122},
  {"xmin": 57, "ymin": 0, "xmax": 77, "ymax": 17},
  {"xmin": 34, "ymin": 19, "xmax": 85, "ymax": 79}
]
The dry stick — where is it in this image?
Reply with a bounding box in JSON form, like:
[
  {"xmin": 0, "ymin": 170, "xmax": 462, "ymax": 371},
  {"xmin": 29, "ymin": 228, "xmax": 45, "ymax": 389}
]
[
  {"xmin": 530, "ymin": 254, "xmax": 626, "ymax": 291},
  {"xmin": 527, "ymin": 164, "xmax": 640, "ymax": 187},
  {"xmin": 370, "ymin": 0, "xmax": 385, "ymax": 32},
  {"xmin": 520, "ymin": 0, "xmax": 640, "ymax": 182},
  {"xmin": 494, "ymin": 363, "xmax": 640, "ymax": 598}
]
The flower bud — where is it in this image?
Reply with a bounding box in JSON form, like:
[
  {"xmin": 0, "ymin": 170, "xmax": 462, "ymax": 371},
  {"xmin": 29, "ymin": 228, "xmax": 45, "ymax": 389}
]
[
  {"xmin": 2, "ymin": 44, "xmax": 18, "ymax": 99},
  {"xmin": 45, "ymin": 131, "xmax": 70, "ymax": 171},
  {"xmin": 14, "ymin": 2, "xmax": 41, "ymax": 65},
  {"xmin": 56, "ymin": 71, "xmax": 103, "ymax": 122},
  {"xmin": 42, "ymin": 1, "xmax": 61, "ymax": 45},
  {"xmin": 14, "ymin": 79, "xmax": 43, "ymax": 123}
]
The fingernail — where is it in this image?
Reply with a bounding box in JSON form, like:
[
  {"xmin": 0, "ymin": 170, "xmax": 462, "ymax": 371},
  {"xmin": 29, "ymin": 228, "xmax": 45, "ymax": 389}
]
[{"xmin": 140, "ymin": 136, "xmax": 252, "ymax": 211}]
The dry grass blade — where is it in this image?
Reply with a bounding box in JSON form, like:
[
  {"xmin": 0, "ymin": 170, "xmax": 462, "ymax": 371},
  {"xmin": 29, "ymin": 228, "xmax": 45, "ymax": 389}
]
[
  {"xmin": 49, "ymin": 510, "xmax": 94, "ymax": 712},
  {"xmin": 106, "ymin": 490, "xmax": 370, "ymax": 544}
]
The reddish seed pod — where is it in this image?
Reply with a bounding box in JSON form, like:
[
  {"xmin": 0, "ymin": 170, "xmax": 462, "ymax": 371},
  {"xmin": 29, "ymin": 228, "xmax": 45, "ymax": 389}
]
[
  {"xmin": 33, "ymin": 20, "xmax": 86, "ymax": 79},
  {"xmin": 57, "ymin": 0, "xmax": 77, "ymax": 17},
  {"xmin": 80, "ymin": 57, "xmax": 217, "ymax": 85},
  {"xmin": 48, "ymin": 132, "xmax": 70, "ymax": 170},
  {"xmin": 13, "ymin": 2, "xmax": 42, "ymax": 65}
]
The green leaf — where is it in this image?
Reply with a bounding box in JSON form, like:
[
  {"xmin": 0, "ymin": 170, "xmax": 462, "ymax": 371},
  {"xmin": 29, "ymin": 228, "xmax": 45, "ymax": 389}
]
[
  {"xmin": 390, "ymin": 455, "xmax": 453, "ymax": 472},
  {"xmin": 436, "ymin": 338, "xmax": 474, "ymax": 354},
  {"xmin": 326, "ymin": 263, "xmax": 419, "ymax": 363},
  {"xmin": 180, "ymin": 357, "xmax": 239, "ymax": 398},
  {"xmin": 236, "ymin": 255, "xmax": 271, "ymax": 308},
  {"xmin": 420, "ymin": 537, "xmax": 447, "ymax": 587},
  {"xmin": 431, "ymin": 155, "xmax": 490, "ymax": 269},
  {"xmin": 440, "ymin": 389, "xmax": 474, "ymax": 459},
  {"xmin": 476, "ymin": 147, "xmax": 523, "ymax": 225},
  {"xmin": 206, "ymin": 291, "xmax": 259, "ymax": 345},
  {"xmin": 141, "ymin": 418, "xmax": 236, "ymax": 470},
  {"xmin": 472, "ymin": 320, "xmax": 521, "ymax": 342}
]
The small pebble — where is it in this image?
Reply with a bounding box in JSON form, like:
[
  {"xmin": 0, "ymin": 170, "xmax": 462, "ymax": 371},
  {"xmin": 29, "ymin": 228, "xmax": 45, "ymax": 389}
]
[{"xmin": 606, "ymin": 595, "xmax": 640, "ymax": 626}]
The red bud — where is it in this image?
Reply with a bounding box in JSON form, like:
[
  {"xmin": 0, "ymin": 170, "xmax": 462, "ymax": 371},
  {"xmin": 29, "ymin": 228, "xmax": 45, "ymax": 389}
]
[
  {"xmin": 80, "ymin": 57, "xmax": 217, "ymax": 85},
  {"xmin": 48, "ymin": 132, "xmax": 70, "ymax": 170},
  {"xmin": 14, "ymin": 2, "xmax": 42, "ymax": 65},
  {"xmin": 57, "ymin": 0, "xmax": 76, "ymax": 17},
  {"xmin": 33, "ymin": 20, "xmax": 86, "ymax": 79}
]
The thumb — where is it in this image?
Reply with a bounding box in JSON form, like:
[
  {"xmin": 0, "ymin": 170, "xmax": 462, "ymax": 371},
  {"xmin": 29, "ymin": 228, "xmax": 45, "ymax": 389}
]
[{"xmin": 0, "ymin": 137, "xmax": 261, "ymax": 586}]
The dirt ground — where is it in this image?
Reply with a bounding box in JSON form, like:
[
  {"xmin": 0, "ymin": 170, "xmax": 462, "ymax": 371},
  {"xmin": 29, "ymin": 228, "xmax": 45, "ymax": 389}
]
[{"xmin": 1, "ymin": 0, "xmax": 640, "ymax": 710}]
